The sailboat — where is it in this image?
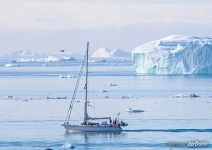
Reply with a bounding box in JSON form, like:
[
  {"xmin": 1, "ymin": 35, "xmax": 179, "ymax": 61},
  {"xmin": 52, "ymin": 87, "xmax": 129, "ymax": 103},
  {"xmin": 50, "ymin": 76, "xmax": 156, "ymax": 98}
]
[{"xmin": 62, "ymin": 42, "xmax": 128, "ymax": 132}]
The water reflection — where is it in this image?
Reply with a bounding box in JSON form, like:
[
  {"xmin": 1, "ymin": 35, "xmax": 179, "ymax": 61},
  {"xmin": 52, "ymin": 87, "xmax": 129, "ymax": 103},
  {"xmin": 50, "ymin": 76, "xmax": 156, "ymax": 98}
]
[{"xmin": 64, "ymin": 131, "xmax": 126, "ymax": 142}]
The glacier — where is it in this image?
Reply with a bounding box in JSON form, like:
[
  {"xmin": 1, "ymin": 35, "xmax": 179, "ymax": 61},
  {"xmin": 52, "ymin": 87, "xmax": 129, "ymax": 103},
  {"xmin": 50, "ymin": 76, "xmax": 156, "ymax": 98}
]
[{"xmin": 132, "ymin": 35, "xmax": 212, "ymax": 75}]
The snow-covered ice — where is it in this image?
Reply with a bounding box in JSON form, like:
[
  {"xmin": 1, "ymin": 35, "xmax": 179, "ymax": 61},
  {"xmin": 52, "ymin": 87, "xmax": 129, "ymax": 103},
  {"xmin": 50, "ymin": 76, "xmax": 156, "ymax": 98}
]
[
  {"xmin": 132, "ymin": 35, "xmax": 212, "ymax": 74},
  {"xmin": 112, "ymin": 48, "xmax": 131, "ymax": 58},
  {"xmin": 59, "ymin": 75, "xmax": 77, "ymax": 78},
  {"xmin": 60, "ymin": 56, "xmax": 76, "ymax": 61},
  {"xmin": 60, "ymin": 142, "xmax": 75, "ymax": 149},
  {"xmin": 4, "ymin": 63, "xmax": 18, "ymax": 67},
  {"xmin": 91, "ymin": 47, "xmax": 111, "ymax": 58},
  {"xmin": 4, "ymin": 50, "xmax": 81, "ymax": 62},
  {"xmin": 126, "ymin": 107, "xmax": 144, "ymax": 113},
  {"xmin": 91, "ymin": 47, "xmax": 130, "ymax": 58}
]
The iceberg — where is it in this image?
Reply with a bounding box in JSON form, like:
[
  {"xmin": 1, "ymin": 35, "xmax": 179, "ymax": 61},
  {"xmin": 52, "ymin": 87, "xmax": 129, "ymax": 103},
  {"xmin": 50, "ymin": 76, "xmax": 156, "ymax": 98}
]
[
  {"xmin": 4, "ymin": 63, "xmax": 18, "ymax": 67},
  {"xmin": 132, "ymin": 35, "xmax": 212, "ymax": 75},
  {"xmin": 44, "ymin": 56, "xmax": 59, "ymax": 62},
  {"xmin": 60, "ymin": 56, "xmax": 76, "ymax": 61},
  {"xmin": 91, "ymin": 47, "xmax": 130, "ymax": 58},
  {"xmin": 91, "ymin": 47, "xmax": 112, "ymax": 58},
  {"xmin": 112, "ymin": 48, "xmax": 131, "ymax": 58}
]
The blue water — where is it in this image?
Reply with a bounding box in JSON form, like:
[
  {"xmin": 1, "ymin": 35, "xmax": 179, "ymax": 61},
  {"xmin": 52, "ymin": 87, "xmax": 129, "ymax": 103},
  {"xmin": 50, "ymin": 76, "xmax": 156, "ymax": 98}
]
[{"xmin": 0, "ymin": 61, "xmax": 212, "ymax": 150}]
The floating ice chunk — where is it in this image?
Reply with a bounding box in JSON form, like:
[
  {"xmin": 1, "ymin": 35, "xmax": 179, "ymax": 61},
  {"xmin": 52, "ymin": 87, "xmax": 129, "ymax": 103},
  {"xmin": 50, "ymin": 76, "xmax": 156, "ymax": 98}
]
[
  {"xmin": 132, "ymin": 35, "xmax": 212, "ymax": 74},
  {"xmin": 106, "ymin": 83, "xmax": 117, "ymax": 86},
  {"xmin": 173, "ymin": 93, "xmax": 200, "ymax": 98},
  {"xmin": 101, "ymin": 90, "xmax": 108, "ymax": 93},
  {"xmin": 59, "ymin": 75, "xmax": 77, "ymax": 78},
  {"xmin": 122, "ymin": 95, "xmax": 130, "ymax": 99},
  {"xmin": 45, "ymin": 56, "xmax": 59, "ymax": 62},
  {"xmin": 46, "ymin": 96, "xmax": 67, "ymax": 99},
  {"xmin": 61, "ymin": 56, "xmax": 76, "ymax": 61},
  {"xmin": 88, "ymin": 59, "xmax": 106, "ymax": 63},
  {"xmin": 126, "ymin": 107, "xmax": 144, "ymax": 113},
  {"xmin": 190, "ymin": 93, "xmax": 200, "ymax": 98},
  {"xmin": 60, "ymin": 142, "xmax": 75, "ymax": 149},
  {"xmin": 4, "ymin": 63, "xmax": 18, "ymax": 67},
  {"xmin": 172, "ymin": 94, "xmax": 188, "ymax": 98}
]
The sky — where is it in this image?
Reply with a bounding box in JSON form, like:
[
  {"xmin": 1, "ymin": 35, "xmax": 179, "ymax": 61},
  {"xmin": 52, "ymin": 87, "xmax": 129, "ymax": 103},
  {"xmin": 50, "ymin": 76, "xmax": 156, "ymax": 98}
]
[{"xmin": 0, "ymin": 0, "xmax": 212, "ymax": 55}]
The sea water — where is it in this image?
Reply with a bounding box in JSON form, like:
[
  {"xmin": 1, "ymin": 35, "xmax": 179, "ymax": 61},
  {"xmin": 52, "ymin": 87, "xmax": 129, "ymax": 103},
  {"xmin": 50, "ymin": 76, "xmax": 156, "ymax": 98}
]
[{"xmin": 0, "ymin": 61, "xmax": 212, "ymax": 150}]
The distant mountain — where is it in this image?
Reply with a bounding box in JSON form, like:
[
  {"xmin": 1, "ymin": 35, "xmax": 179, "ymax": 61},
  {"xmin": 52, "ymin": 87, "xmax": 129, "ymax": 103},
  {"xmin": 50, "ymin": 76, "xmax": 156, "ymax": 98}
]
[
  {"xmin": 5, "ymin": 50, "xmax": 45, "ymax": 59},
  {"xmin": 91, "ymin": 47, "xmax": 130, "ymax": 58},
  {"xmin": 4, "ymin": 50, "xmax": 83, "ymax": 62}
]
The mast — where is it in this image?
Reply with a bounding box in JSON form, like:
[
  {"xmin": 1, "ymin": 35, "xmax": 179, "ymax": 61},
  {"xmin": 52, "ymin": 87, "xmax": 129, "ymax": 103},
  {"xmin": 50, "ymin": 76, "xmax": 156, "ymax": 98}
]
[{"xmin": 84, "ymin": 42, "xmax": 89, "ymax": 122}]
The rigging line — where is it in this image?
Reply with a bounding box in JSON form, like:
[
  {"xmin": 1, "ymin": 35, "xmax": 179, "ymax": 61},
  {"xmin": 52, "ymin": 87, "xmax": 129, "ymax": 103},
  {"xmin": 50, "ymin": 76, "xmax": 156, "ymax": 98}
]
[
  {"xmin": 65, "ymin": 56, "xmax": 85, "ymax": 122},
  {"xmin": 66, "ymin": 56, "xmax": 86, "ymax": 121},
  {"xmin": 64, "ymin": 53, "xmax": 87, "ymax": 123}
]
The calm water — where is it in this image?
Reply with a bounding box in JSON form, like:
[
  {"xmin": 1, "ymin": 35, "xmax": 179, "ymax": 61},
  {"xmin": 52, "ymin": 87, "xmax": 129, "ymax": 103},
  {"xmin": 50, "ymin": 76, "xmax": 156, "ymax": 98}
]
[{"xmin": 0, "ymin": 61, "xmax": 212, "ymax": 150}]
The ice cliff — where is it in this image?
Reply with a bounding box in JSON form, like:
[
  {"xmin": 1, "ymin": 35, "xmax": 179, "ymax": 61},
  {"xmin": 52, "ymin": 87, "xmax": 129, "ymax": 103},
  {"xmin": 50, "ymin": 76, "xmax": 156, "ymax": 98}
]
[{"xmin": 132, "ymin": 35, "xmax": 212, "ymax": 75}]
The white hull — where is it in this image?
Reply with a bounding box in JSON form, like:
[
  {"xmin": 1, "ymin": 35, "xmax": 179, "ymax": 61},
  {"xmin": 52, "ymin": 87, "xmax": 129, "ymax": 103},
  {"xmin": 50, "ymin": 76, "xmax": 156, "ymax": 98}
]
[{"xmin": 62, "ymin": 124, "xmax": 122, "ymax": 132}]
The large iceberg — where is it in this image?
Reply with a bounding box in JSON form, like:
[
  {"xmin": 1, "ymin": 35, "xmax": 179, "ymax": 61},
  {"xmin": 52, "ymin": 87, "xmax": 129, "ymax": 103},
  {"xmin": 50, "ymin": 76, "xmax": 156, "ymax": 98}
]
[
  {"xmin": 132, "ymin": 35, "xmax": 212, "ymax": 75},
  {"xmin": 91, "ymin": 47, "xmax": 111, "ymax": 58}
]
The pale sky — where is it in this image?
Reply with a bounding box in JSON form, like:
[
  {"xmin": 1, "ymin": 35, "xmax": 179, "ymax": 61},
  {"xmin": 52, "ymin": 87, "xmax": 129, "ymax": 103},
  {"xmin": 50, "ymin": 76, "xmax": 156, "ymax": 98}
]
[{"xmin": 0, "ymin": 0, "xmax": 212, "ymax": 55}]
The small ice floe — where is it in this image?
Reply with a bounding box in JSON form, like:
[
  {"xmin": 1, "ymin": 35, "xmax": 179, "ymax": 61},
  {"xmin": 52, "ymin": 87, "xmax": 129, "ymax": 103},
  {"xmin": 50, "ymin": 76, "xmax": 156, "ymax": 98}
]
[
  {"xmin": 60, "ymin": 142, "xmax": 75, "ymax": 149},
  {"xmin": 24, "ymin": 99, "xmax": 29, "ymax": 102},
  {"xmin": 101, "ymin": 90, "xmax": 108, "ymax": 93},
  {"xmin": 98, "ymin": 59, "xmax": 106, "ymax": 63},
  {"xmin": 46, "ymin": 96, "xmax": 67, "ymax": 100},
  {"xmin": 190, "ymin": 93, "xmax": 200, "ymax": 98},
  {"xmin": 172, "ymin": 94, "xmax": 188, "ymax": 98},
  {"xmin": 7, "ymin": 95, "xmax": 14, "ymax": 99},
  {"xmin": 45, "ymin": 56, "xmax": 59, "ymax": 62},
  {"xmin": 126, "ymin": 107, "xmax": 144, "ymax": 113},
  {"xmin": 122, "ymin": 95, "xmax": 130, "ymax": 99},
  {"xmin": 59, "ymin": 75, "xmax": 77, "ymax": 78},
  {"xmin": 7, "ymin": 95, "xmax": 20, "ymax": 100},
  {"xmin": 106, "ymin": 83, "xmax": 117, "ymax": 86},
  {"xmin": 4, "ymin": 63, "xmax": 18, "ymax": 67},
  {"xmin": 88, "ymin": 59, "xmax": 106, "ymax": 63},
  {"xmin": 173, "ymin": 93, "xmax": 200, "ymax": 98},
  {"xmin": 61, "ymin": 56, "xmax": 76, "ymax": 61},
  {"xmin": 57, "ymin": 96, "xmax": 67, "ymax": 99}
]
